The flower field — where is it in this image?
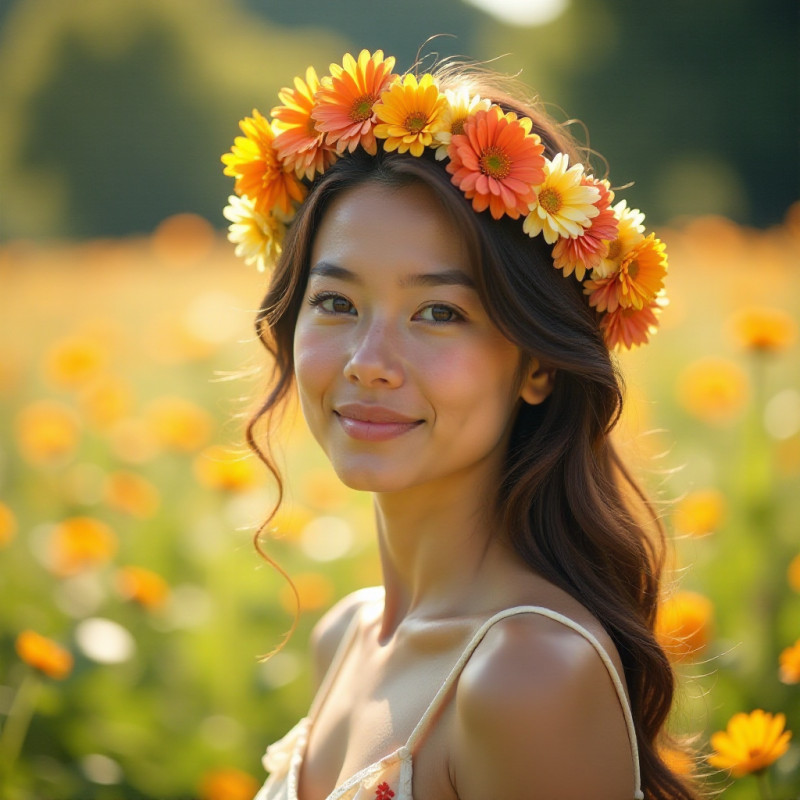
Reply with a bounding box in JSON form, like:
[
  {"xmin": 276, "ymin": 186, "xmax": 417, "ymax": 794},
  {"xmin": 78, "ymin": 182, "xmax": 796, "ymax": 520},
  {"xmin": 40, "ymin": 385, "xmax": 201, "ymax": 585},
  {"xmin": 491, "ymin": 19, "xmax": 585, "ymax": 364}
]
[{"xmin": 1, "ymin": 207, "xmax": 799, "ymax": 799}]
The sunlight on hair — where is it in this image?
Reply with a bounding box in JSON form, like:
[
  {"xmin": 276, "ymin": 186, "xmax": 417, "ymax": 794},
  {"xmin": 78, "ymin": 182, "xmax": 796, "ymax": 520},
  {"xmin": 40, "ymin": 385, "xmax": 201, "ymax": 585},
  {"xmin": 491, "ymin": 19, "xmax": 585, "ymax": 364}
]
[{"xmin": 460, "ymin": 0, "xmax": 569, "ymax": 26}]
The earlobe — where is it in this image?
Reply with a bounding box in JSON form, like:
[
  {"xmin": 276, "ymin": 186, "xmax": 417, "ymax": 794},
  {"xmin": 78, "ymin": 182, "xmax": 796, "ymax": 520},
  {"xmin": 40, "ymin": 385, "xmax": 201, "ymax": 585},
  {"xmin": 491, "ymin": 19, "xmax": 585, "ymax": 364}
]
[{"xmin": 520, "ymin": 358, "xmax": 555, "ymax": 405}]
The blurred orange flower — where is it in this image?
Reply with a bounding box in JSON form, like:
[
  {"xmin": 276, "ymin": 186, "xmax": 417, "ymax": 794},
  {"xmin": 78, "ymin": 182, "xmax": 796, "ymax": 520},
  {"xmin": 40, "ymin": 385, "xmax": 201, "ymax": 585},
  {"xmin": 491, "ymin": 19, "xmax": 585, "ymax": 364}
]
[
  {"xmin": 105, "ymin": 471, "xmax": 160, "ymax": 518},
  {"xmin": 116, "ymin": 565, "xmax": 169, "ymax": 610},
  {"xmin": 198, "ymin": 768, "xmax": 260, "ymax": 800},
  {"xmin": 730, "ymin": 306, "xmax": 798, "ymax": 352},
  {"xmin": 48, "ymin": 516, "xmax": 117, "ymax": 576},
  {"xmin": 779, "ymin": 638, "xmax": 800, "ymax": 684},
  {"xmin": 193, "ymin": 445, "xmax": 260, "ymax": 492},
  {"xmin": 789, "ymin": 553, "xmax": 800, "ymax": 592},
  {"xmin": 673, "ymin": 489, "xmax": 726, "ymax": 536},
  {"xmin": 43, "ymin": 334, "xmax": 107, "ymax": 389},
  {"xmin": 708, "ymin": 710, "xmax": 791, "ymax": 778},
  {"xmin": 78, "ymin": 375, "xmax": 134, "ymax": 429},
  {"xmin": 144, "ymin": 396, "xmax": 213, "ymax": 452},
  {"xmin": 279, "ymin": 571, "xmax": 334, "ymax": 614},
  {"xmin": 15, "ymin": 399, "xmax": 81, "ymax": 466},
  {"xmin": 151, "ymin": 213, "xmax": 216, "ymax": 269},
  {"xmin": 656, "ymin": 590, "xmax": 714, "ymax": 662},
  {"xmin": 659, "ymin": 744, "xmax": 694, "ymax": 777},
  {"xmin": 0, "ymin": 500, "xmax": 17, "ymax": 547},
  {"xmin": 15, "ymin": 630, "xmax": 73, "ymax": 679},
  {"xmin": 676, "ymin": 357, "xmax": 749, "ymax": 424}
]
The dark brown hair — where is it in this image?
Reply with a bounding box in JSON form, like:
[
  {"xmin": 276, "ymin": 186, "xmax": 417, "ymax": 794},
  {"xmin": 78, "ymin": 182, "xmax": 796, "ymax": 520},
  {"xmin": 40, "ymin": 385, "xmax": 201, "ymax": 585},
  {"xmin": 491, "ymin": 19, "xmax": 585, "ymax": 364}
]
[{"xmin": 246, "ymin": 66, "xmax": 698, "ymax": 800}]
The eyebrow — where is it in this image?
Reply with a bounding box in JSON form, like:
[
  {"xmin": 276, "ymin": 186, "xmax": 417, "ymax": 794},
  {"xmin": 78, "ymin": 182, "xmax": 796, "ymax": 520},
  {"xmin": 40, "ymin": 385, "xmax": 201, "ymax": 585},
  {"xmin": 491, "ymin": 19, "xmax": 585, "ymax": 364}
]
[{"xmin": 309, "ymin": 261, "xmax": 476, "ymax": 289}]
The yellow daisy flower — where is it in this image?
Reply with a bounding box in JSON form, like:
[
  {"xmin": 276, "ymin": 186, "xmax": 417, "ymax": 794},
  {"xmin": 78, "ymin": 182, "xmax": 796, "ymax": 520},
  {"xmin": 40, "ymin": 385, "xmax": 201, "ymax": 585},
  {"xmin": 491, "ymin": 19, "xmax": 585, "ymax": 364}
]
[
  {"xmin": 223, "ymin": 194, "xmax": 286, "ymax": 272},
  {"xmin": 617, "ymin": 233, "xmax": 668, "ymax": 310},
  {"xmin": 708, "ymin": 710, "xmax": 792, "ymax": 778},
  {"xmin": 374, "ymin": 73, "xmax": 448, "ymax": 157},
  {"xmin": 523, "ymin": 153, "xmax": 600, "ymax": 244},
  {"xmin": 433, "ymin": 88, "xmax": 491, "ymax": 160},
  {"xmin": 594, "ymin": 200, "xmax": 646, "ymax": 278}
]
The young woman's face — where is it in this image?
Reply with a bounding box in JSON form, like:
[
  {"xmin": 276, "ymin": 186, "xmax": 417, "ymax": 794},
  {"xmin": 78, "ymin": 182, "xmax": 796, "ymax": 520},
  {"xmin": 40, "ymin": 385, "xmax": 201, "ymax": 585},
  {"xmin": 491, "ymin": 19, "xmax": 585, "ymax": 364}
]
[{"xmin": 293, "ymin": 181, "xmax": 528, "ymax": 494}]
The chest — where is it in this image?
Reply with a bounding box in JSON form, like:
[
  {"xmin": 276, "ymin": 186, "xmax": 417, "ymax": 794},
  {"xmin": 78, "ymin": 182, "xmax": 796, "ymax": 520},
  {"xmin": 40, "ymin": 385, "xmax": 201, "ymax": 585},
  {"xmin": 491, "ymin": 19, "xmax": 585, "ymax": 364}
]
[{"xmin": 298, "ymin": 637, "xmax": 463, "ymax": 800}]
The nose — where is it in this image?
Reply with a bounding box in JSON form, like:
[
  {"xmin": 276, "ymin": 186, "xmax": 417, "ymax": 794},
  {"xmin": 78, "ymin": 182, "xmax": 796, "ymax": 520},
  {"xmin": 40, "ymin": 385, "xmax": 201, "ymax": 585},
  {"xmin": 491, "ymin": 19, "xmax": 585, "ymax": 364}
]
[{"xmin": 343, "ymin": 317, "xmax": 404, "ymax": 388}]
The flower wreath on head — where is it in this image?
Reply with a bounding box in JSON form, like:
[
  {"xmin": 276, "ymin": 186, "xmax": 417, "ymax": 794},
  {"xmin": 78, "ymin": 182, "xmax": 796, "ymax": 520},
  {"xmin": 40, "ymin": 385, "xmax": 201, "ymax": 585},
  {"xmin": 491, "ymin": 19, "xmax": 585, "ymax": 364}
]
[{"xmin": 222, "ymin": 49, "xmax": 668, "ymax": 350}]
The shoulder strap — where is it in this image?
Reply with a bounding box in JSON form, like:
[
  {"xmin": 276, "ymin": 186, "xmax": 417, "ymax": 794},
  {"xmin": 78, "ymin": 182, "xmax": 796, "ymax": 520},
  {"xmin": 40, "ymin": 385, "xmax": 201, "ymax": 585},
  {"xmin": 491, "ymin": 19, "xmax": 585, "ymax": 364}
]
[
  {"xmin": 307, "ymin": 605, "xmax": 364, "ymax": 722},
  {"xmin": 405, "ymin": 605, "xmax": 644, "ymax": 800}
]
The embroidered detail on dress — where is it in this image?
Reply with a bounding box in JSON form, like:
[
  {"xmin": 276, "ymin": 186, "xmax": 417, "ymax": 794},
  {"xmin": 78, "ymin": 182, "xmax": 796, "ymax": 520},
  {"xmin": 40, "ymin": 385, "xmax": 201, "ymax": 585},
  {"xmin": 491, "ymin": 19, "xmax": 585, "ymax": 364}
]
[{"xmin": 375, "ymin": 782, "xmax": 395, "ymax": 799}]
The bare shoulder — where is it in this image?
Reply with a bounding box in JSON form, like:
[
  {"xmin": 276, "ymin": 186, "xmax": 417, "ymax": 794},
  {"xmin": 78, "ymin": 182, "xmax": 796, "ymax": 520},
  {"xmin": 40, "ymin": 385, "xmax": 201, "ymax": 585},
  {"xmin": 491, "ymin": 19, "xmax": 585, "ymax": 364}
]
[
  {"xmin": 451, "ymin": 612, "xmax": 637, "ymax": 800},
  {"xmin": 309, "ymin": 586, "xmax": 383, "ymax": 687}
]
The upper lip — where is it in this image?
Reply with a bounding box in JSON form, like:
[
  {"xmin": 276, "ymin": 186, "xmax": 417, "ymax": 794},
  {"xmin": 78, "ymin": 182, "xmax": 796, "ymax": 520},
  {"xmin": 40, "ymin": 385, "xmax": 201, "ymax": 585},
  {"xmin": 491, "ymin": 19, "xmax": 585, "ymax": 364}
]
[{"xmin": 334, "ymin": 403, "xmax": 422, "ymax": 424}]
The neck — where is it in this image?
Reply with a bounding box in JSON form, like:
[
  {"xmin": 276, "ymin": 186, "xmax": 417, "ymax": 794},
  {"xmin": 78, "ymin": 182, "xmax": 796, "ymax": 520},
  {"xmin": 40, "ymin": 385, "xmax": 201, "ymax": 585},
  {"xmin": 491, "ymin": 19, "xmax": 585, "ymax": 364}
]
[{"xmin": 372, "ymin": 463, "xmax": 521, "ymax": 640}]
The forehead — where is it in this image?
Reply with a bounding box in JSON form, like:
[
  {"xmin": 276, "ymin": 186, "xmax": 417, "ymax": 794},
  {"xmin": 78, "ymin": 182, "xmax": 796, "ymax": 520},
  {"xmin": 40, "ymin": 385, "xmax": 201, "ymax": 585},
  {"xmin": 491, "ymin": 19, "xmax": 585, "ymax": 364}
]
[{"xmin": 310, "ymin": 181, "xmax": 472, "ymax": 278}]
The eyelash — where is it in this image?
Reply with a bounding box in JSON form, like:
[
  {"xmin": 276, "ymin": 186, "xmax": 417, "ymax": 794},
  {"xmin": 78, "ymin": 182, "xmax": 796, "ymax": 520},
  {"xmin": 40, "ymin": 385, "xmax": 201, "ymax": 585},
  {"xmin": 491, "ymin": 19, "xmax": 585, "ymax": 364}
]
[{"xmin": 306, "ymin": 291, "xmax": 465, "ymax": 325}]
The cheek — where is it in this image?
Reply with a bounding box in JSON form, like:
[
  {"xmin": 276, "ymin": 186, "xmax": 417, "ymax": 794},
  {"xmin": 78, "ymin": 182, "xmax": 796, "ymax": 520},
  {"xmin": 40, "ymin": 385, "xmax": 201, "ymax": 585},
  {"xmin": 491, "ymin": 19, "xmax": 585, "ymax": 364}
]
[{"xmin": 293, "ymin": 322, "xmax": 340, "ymax": 405}]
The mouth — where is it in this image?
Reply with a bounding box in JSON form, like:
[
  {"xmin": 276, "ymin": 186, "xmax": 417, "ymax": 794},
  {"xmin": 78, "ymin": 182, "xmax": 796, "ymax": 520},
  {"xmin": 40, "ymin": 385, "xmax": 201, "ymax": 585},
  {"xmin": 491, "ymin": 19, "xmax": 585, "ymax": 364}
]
[{"xmin": 333, "ymin": 404, "xmax": 423, "ymax": 441}]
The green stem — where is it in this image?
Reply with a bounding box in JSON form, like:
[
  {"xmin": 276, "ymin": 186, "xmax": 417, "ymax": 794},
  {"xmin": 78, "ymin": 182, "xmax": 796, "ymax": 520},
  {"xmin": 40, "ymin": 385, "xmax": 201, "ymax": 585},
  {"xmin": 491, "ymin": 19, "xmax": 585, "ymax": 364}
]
[
  {"xmin": 0, "ymin": 669, "xmax": 40, "ymax": 779},
  {"xmin": 755, "ymin": 769, "xmax": 773, "ymax": 800}
]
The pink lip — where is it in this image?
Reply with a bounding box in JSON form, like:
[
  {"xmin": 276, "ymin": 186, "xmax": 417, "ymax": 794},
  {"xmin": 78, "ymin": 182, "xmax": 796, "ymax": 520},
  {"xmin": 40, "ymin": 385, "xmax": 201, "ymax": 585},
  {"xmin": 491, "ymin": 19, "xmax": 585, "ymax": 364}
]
[{"xmin": 334, "ymin": 404, "xmax": 423, "ymax": 442}]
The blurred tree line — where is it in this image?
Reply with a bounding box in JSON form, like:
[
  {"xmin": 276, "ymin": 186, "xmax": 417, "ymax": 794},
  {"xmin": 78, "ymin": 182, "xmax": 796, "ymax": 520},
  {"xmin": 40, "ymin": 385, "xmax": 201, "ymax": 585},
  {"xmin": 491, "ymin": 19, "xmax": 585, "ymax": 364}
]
[{"xmin": 0, "ymin": 0, "xmax": 796, "ymax": 240}]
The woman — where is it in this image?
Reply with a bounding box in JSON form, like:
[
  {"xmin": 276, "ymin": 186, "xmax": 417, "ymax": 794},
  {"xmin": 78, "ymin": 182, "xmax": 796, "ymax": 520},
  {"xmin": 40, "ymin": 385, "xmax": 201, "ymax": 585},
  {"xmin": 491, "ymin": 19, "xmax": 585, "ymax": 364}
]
[{"xmin": 222, "ymin": 50, "xmax": 696, "ymax": 800}]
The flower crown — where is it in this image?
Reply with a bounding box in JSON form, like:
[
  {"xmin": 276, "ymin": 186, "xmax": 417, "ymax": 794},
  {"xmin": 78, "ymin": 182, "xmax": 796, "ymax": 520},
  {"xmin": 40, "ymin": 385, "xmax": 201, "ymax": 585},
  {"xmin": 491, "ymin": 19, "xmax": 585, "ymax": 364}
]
[{"xmin": 221, "ymin": 49, "xmax": 668, "ymax": 350}]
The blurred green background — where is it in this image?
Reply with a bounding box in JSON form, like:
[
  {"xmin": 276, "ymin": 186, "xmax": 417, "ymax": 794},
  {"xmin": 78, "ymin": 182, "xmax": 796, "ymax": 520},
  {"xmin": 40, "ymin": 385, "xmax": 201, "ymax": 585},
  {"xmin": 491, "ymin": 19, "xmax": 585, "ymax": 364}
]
[{"xmin": 1, "ymin": 0, "xmax": 799, "ymax": 798}]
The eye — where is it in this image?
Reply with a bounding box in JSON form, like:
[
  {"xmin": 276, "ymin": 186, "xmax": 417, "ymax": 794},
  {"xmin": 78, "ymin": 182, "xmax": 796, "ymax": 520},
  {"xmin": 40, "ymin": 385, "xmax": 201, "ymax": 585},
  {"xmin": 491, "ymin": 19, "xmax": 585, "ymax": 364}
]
[
  {"xmin": 416, "ymin": 304, "xmax": 463, "ymax": 324},
  {"xmin": 308, "ymin": 292, "xmax": 356, "ymax": 315}
]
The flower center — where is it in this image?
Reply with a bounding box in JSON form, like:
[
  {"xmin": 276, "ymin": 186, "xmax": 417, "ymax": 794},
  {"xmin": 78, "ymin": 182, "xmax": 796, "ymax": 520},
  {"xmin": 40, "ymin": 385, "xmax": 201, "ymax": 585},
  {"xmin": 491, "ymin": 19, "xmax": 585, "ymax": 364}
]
[
  {"xmin": 607, "ymin": 239, "xmax": 622, "ymax": 260},
  {"xmin": 404, "ymin": 111, "xmax": 428, "ymax": 133},
  {"xmin": 479, "ymin": 146, "xmax": 511, "ymax": 179},
  {"xmin": 451, "ymin": 116, "xmax": 467, "ymax": 136},
  {"xmin": 539, "ymin": 187, "xmax": 563, "ymax": 216},
  {"xmin": 349, "ymin": 94, "xmax": 376, "ymax": 122}
]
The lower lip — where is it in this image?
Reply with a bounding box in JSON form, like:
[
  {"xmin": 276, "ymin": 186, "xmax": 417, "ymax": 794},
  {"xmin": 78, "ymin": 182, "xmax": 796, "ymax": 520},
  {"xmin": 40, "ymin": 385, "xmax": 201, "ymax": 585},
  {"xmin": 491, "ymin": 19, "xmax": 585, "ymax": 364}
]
[{"xmin": 335, "ymin": 414, "xmax": 422, "ymax": 442}]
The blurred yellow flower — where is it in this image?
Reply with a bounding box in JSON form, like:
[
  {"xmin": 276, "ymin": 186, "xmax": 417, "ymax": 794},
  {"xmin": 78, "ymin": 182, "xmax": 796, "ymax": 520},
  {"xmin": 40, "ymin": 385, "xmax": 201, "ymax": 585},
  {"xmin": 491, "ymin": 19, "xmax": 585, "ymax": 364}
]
[
  {"xmin": 116, "ymin": 565, "xmax": 169, "ymax": 610},
  {"xmin": 198, "ymin": 767, "xmax": 260, "ymax": 800},
  {"xmin": 655, "ymin": 590, "xmax": 714, "ymax": 662},
  {"xmin": 676, "ymin": 357, "xmax": 749, "ymax": 424},
  {"xmin": 15, "ymin": 630, "xmax": 73, "ymax": 680},
  {"xmin": 279, "ymin": 571, "xmax": 334, "ymax": 614},
  {"xmin": 105, "ymin": 471, "xmax": 160, "ymax": 518},
  {"xmin": 0, "ymin": 501, "xmax": 17, "ymax": 547},
  {"xmin": 48, "ymin": 516, "xmax": 117, "ymax": 576},
  {"xmin": 673, "ymin": 489, "xmax": 726, "ymax": 536},
  {"xmin": 144, "ymin": 396, "xmax": 213, "ymax": 452},
  {"xmin": 730, "ymin": 306, "xmax": 798, "ymax": 352},
  {"xmin": 269, "ymin": 506, "xmax": 315, "ymax": 540},
  {"xmin": 779, "ymin": 638, "xmax": 800, "ymax": 684},
  {"xmin": 78, "ymin": 375, "xmax": 134, "ymax": 429},
  {"xmin": 15, "ymin": 399, "xmax": 81, "ymax": 466},
  {"xmin": 151, "ymin": 212, "xmax": 216, "ymax": 269},
  {"xmin": 193, "ymin": 445, "xmax": 260, "ymax": 491},
  {"xmin": 789, "ymin": 553, "xmax": 800, "ymax": 592},
  {"xmin": 708, "ymin": 710, "xmax": 791, "ymax": 778},
  {"xmin": 43, "ymin": 334, "xmax": 107, "ymax": 389}
]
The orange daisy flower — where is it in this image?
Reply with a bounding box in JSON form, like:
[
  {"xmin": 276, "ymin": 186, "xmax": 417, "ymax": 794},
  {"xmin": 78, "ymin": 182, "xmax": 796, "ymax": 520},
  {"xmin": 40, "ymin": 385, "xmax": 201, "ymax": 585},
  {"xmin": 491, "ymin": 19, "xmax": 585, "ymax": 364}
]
[
  {"xmin": 311, "ymin": 50, "xmax": 397, "ymax": 155},
  {"xmin": 600, "ymin": 300, "xmax": 661, "ymax": 350},
  {"xmin": 221, "ymin": 109, "xmax": 306, "ymax": 216},
  {"xmin": 617, "ymin": 233, "xmax": 668, "ymax": 310},
  {"xmin": 272, "ymin": 66, "xmax": 338, "ymax": 180},
  {"xmin": 708, "ymin": 710, "xmax": 792, "ymax": 778},
  {"xmin": 374, "ymin": 73, "xmax": 448, "ymax": 157},
  {"xmin": 552, "ymin": 177, "xmax": 618, "ymax": 279},
  {"xmin": 16, "ymin": 630, "xmax": 73, "ymax": 680},
  {"xmin": 447, "ymin": 106, "xmax": 546, "ymax": 220}
]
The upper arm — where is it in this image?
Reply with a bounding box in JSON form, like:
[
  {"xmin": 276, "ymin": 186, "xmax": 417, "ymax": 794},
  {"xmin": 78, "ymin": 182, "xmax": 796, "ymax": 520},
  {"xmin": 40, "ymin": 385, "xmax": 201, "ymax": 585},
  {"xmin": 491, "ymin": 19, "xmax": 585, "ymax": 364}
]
[
  {"xmin": 451, "ymin": 616, "xmax": 636, "ymax": 800},
  {"xmin": 308, "ymin": 586, "xmax": 382, "ymax": 688}
]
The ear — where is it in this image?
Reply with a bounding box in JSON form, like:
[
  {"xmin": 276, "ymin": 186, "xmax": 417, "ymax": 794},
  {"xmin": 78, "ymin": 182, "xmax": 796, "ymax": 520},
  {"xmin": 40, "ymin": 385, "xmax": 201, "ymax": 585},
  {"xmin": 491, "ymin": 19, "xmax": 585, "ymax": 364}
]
[{"xmin": 519, "ymin": 358, "xmax": 555, "ymax": 405}]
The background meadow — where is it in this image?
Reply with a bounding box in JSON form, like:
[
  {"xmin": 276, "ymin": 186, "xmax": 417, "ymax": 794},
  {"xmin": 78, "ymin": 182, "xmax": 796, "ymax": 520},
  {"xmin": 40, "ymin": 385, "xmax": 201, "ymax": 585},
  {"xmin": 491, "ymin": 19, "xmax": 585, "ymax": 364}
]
[{"xmin": 1, "ymin": 0, "xmax": 798, "ymax": 797}]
